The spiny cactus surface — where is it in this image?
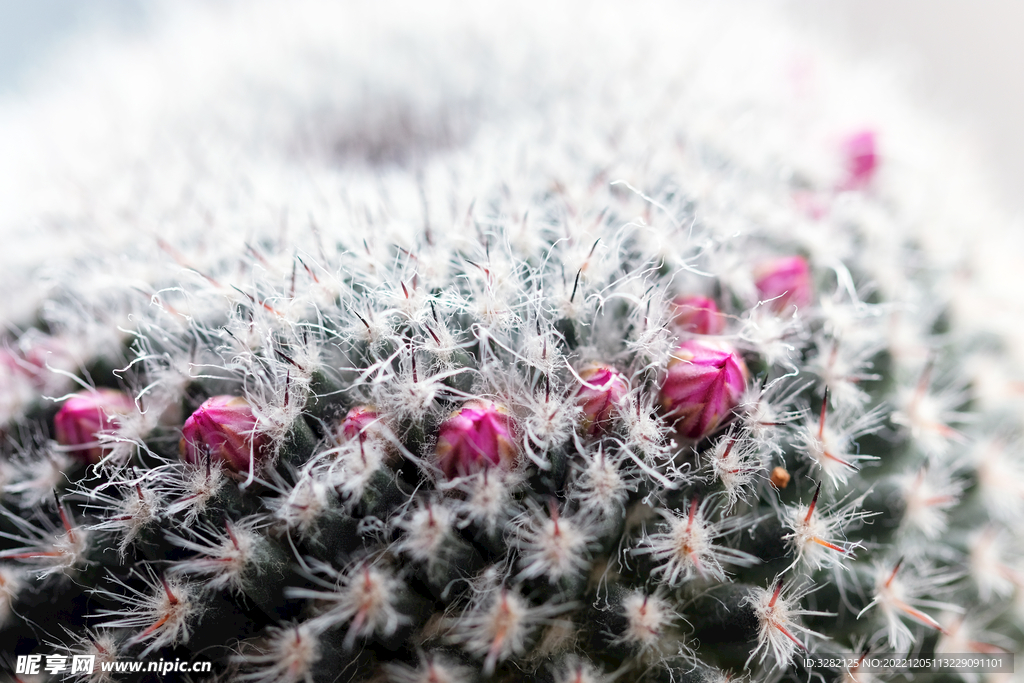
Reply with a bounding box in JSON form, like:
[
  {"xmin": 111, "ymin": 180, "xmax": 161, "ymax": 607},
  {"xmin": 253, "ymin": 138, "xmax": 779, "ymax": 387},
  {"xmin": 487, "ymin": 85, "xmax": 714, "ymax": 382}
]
[{"xmin": 0, "ymin": 2, "xmax": 1022, "ymax": 682}]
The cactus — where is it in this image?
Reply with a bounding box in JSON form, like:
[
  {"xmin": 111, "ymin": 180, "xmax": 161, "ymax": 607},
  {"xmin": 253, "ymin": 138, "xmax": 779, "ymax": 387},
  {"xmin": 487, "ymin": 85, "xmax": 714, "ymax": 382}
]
[{"xmin": 0, "ymin": 2, "xmax": 1022, "ymax": 682}]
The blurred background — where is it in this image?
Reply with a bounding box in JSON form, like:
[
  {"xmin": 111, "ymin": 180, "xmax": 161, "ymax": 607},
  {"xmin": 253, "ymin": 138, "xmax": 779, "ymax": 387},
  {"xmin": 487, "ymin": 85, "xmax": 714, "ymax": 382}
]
[
  {"xmin": 1, "ymin": 0, "xmax": 1021, "ymax": 212},
  {"xmin": 786, "ymin": 0, "xmax": 1024, "ymax": 215}
]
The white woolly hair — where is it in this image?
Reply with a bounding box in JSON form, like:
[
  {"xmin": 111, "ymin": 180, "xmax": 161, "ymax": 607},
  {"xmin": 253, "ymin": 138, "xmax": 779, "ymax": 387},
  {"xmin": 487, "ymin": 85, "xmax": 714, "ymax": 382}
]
[
  {"xmin": 158, "ymin": 458, "xmax": 232, "ymax": 527},
  {"xmin": 383, "ymin": 652, "xmax": 477, "ymax": 683},
  {"xmin": 781, "ymin": 482, "xmax": 872, "ymax": 574},
  {"xmin": 264, "ymin": 466, "xmax": 339, "ymax": 540},
  {"xmin": 448, "ymin": 468, "xmax": 523, "ymax": 533},
  {"xmin": 447, "ymin": 570, "xmax": 573, "ymax": 676},
  {"xmin": 48, "ymin": 628, "xmax": 123, "ymax": 683},
  {"xmin": 0, "ymin": 565, "xmax": 24, "ymax": 630},
  {"xmin": 165, "ymin": 515, "xmax": 277, "ymax": 593},
  {"xmin": 744, "ymin": 577, "xmax": 830, "ymax": 670},
  {"xmin": 512, "ymin": 498, "xmax": 597, "ymax": 584},
  {"xmin": 233, "ymin": 622, "xmax": 323, "ymax": 683},
  {"xmin": 90, "ymin": 567, "xmax": 202, "ymax": 656},
  {"xmin": 632, "ymin": 497, "xmax": 758, "ymax": 586},
  {"xmin": 568, "ymin": 445, "xmax": 637, "ymax": 517},
  {"xmin": 0, "ymin": 495, "xmax": 91, "ymax": 579},
  {"xmin": 286, "ymin": 558, "xmax": 408, "ymax": 650},
  {"xmin": 83, "ymin": 476, "xmax": 163, "ymax": 559},
  {"xmin": 858, "ymin": 558, "xmax": 961, "ymax": 653},
  {"xmin": 550, "ymin": 656, "xmax": 610, "ymax": 683},
  {"xmin": 795, "ymin": 395, "xmax": 885, "ymax": 489},
  {"xmin": 614, "ymin": 589, "xmax": 679, "ymax": 656}
]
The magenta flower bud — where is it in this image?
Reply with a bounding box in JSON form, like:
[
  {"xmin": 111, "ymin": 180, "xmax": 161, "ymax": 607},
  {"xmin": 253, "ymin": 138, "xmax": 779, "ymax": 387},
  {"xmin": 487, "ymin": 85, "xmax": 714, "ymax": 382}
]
[
  {"xmin": 338, "ymin": 405, "xmax": 382, "ymax": 442},
  {"xmin": 179, "ymin": 396, "xmax": 268, "ymax": 474},
  {"xmin": 435, "ymin": 400, "xmax": 517, "ymax": 479},
  {"xmin": 54, "ymin": 389, "xmax": 135, "ymax": 464},
  {"xmin": 659, "ymin": 340, "xmax": 748, "ymax": 440},
  {"xmin": 754, "ymin": 255, "xmax": 812, "ymax": 312},
  {"xmin": 669, "ymin": 295, "xmax": 725, "ymax": 335},
  {"xmin": 575, "ymin": 364, "xmax": 629, "ymax": 436},
  {"xmin": 840, "ymin": 129, "xmax": 878, "ymax": 190}
]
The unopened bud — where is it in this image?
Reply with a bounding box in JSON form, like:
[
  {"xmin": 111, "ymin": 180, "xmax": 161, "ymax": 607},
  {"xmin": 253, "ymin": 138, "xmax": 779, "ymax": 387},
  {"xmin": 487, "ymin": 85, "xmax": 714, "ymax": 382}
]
[
  {"xmin": 755, "ymin": 255, "xmax": 812, "ymax": 312},
  {"xmin": 669, "ymin": 295, "xmax": 725, "ymax": 335},
  {"xmin": 54, "ymin": 389, "xmax": 135, "ymax": 464},
  {"xmin": 435, "ymin": 400, "xmax": 517, "ymax": 479},
  {"xmin": 179, "ymin": 396, "xmax": 268, "ymax": 474},
  {"xmin": 841, "ymin": 129, "xmax": 878, "ymax": 190},
  {"xmin": 660, "ymin": 341, "xmax": 748, "ymax": 440},
  {"xmin": 339, "ymin": 405, "xmax": 382, "ymax": 442},
  {"xmin": 575, "ymin": 364, "xmax": 628, "ymax": 436}
]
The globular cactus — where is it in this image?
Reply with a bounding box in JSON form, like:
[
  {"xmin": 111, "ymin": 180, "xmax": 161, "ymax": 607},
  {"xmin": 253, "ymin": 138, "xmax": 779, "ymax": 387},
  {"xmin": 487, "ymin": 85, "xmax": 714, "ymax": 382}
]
[{"xmin": 0, "ymin": 2, "xmax": 1022, "ymax": 682}]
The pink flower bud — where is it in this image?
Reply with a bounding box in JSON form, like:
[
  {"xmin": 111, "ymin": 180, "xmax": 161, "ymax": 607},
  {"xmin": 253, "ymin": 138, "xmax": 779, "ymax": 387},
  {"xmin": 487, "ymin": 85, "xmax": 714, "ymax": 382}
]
[
  {"xmin": 435, "ymin": 400, "xmax": 517, "ymax": 479},
  {"xmin": 338, "ymin": 405, "xmax": 382, "ymax": 442},
  {"xmin": 179, "ymin": 396, "xmax": 268, "ymax": 474},
  {"xmin": 669, "ymin": 295, "xmax": 725, "ymax": 335},
  {"xmin": 575, "ymin": 364, "xmax": 629, "ymax": 436},
  {"xmin": 54, "ymin": 389, "xmax": 135, "ymax": 464},
  {"xmin": 754, "ymin": 255, "xmax": 812, "ymax": 312},
  {"xmin": 659, "ymin": 340, "xmax": 748, "ymax": 440},
  {"xmin": 841, "ymin": 129, "xmax": 878, "ymax": 190}
]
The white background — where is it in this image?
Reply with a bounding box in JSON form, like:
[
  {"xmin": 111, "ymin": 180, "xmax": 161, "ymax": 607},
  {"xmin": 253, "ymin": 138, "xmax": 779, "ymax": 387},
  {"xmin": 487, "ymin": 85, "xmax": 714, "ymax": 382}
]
[{"xmin": 1, "ymin": 1, "xmax": 1021, "ymax": 211}]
